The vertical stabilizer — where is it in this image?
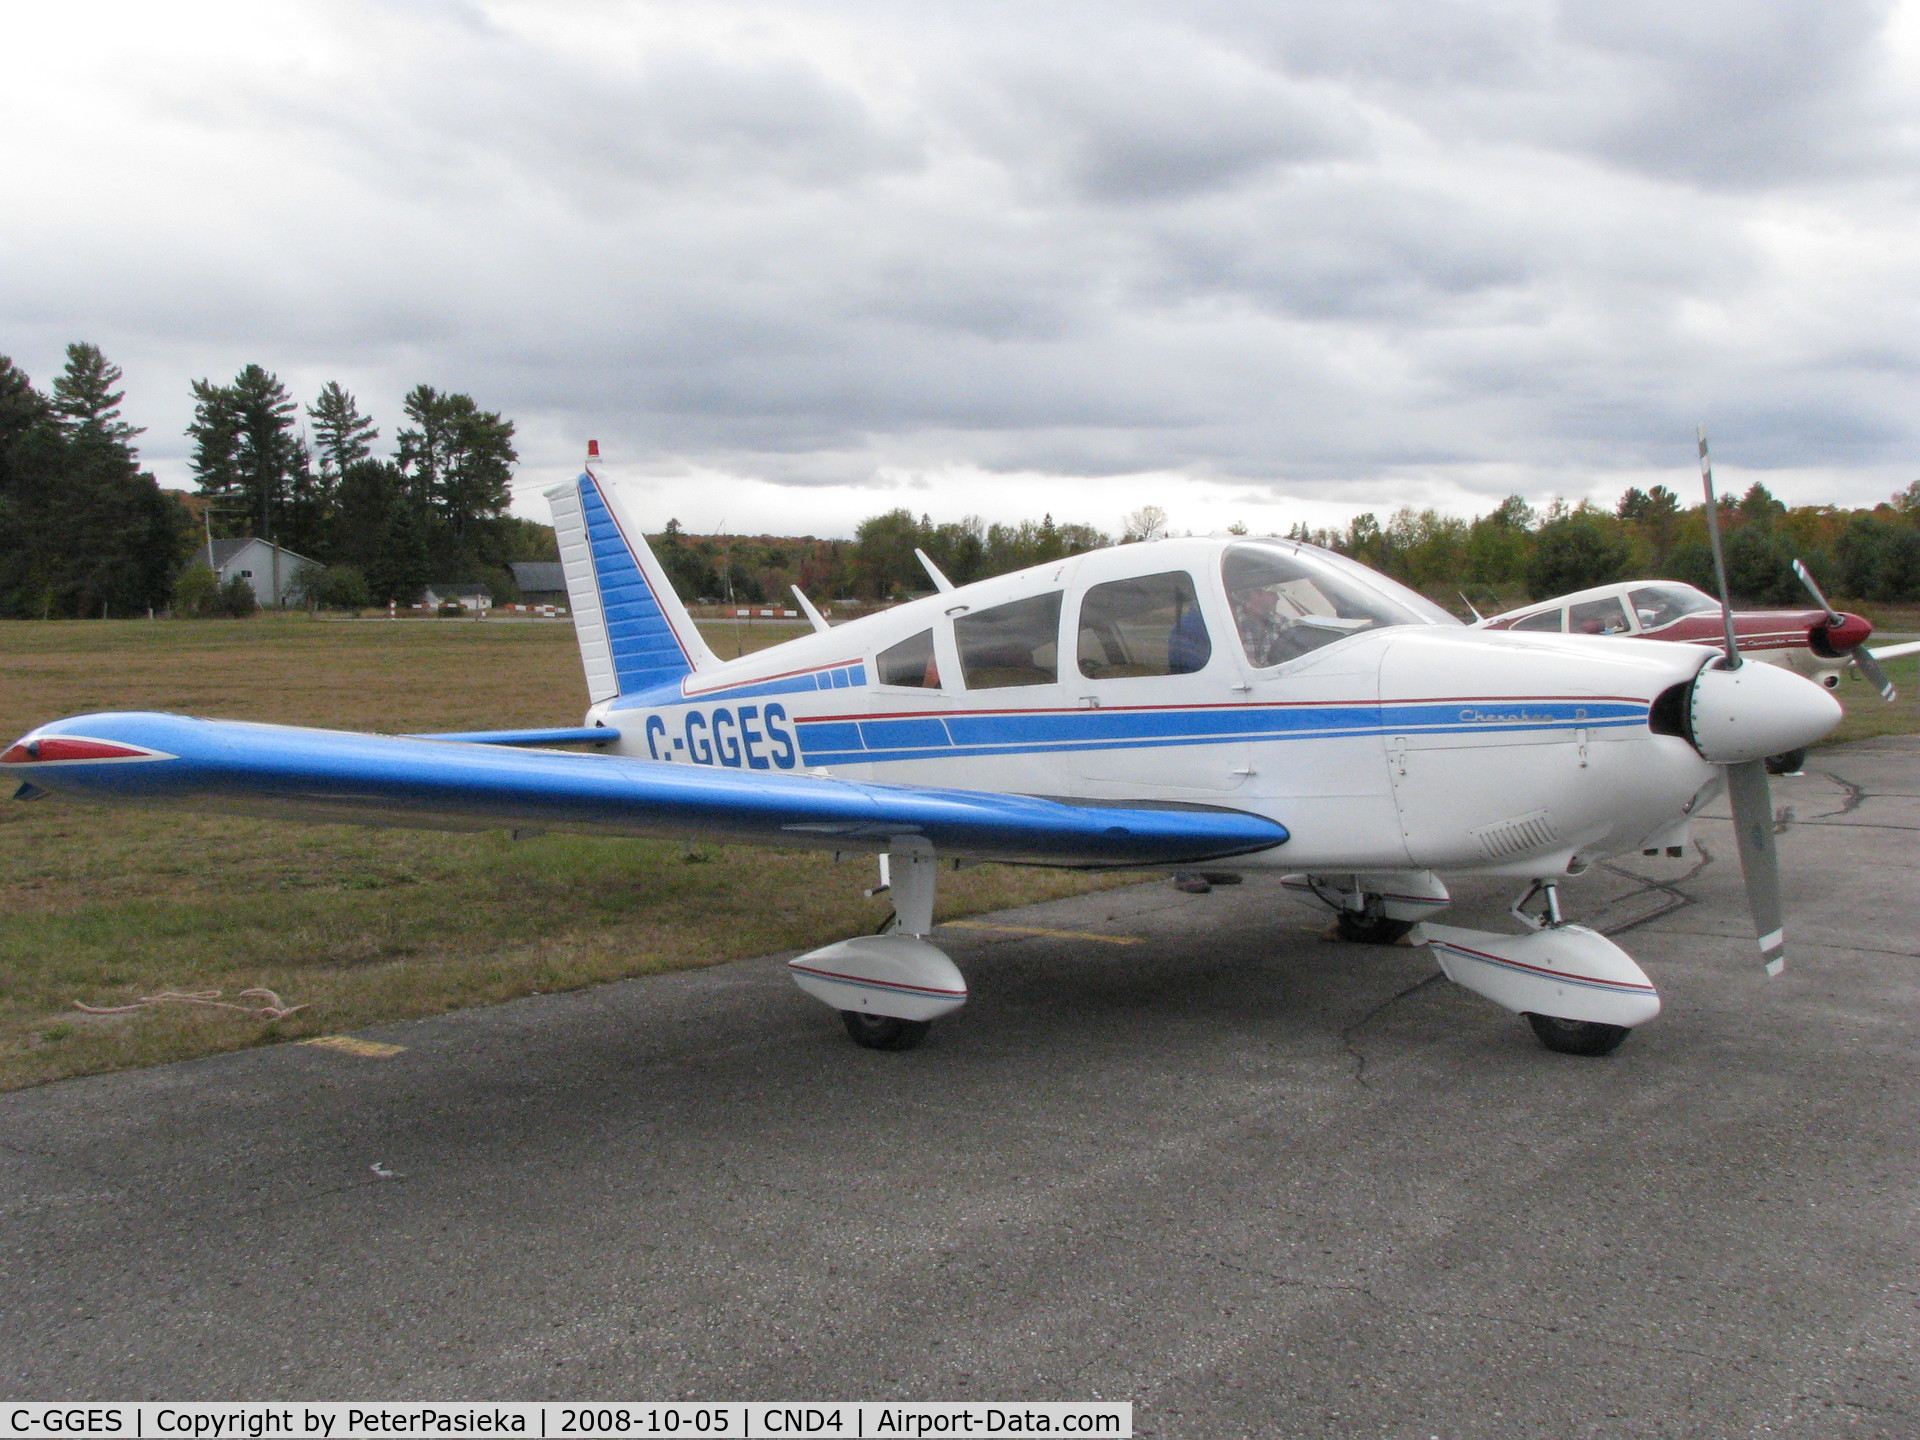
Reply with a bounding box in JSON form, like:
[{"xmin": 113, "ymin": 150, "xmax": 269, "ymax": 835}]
[{"xmin": 546, "ymin": 473, "xmax": 718, "ymax": 704}]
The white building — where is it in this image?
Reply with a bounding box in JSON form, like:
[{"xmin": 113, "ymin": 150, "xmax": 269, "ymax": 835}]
[
  {"xmin": 422, "ymin": 583, "xmax": 493, "ymax": 611},
  {"xmin": 202, "ymin": 538, "xmax": 317, "ymax": 608}
]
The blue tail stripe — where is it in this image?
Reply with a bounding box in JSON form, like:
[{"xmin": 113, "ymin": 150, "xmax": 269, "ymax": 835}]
[{"xmin": 579, "ymin": 477, "xmax": 694, "ymax": 695}]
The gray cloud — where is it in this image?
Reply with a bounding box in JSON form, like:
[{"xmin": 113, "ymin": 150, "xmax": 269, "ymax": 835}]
[{"xmin": 2, "ymin": 0, "xmax": 1917, "ymax": 528}]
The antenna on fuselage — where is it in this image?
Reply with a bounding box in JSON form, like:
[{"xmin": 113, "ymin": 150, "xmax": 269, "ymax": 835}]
[
  {"xmin": 1458, "ymin": 591, "xmax": 1485, "ymax": 623},
  {"xmin": 914, "ymin": 549, "xmax": 955, "ymax": 593},
  {"xmin": 792, "ymin": 585, "xmax": 830, "ymax": 633}
]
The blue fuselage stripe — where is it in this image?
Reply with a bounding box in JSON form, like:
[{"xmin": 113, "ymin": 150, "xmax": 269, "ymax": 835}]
[{"xmin": 788, "ymin": 701, "xmax": 1644, "ymax": 766}]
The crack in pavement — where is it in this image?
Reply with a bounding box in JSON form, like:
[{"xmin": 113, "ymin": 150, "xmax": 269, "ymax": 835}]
[
  {"xmin": 1337, "ymin": 974, "xmax": 1444, "ymax": 1087},
  {"xmin": 1593, "ymin": 843, "xmax": 1713, "ymax": 936},
  {"xmin": 1181, "ymin": 1247, "xmax": 1738, "ymax": 1367},
  {"xmin": 1811, "ymin": 769, "xmax": 1869, "ymax": 819}
]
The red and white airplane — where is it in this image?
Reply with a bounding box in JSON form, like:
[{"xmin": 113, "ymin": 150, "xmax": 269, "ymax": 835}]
[
  {"xmin": 1474, "ymin": 572, "xmax": 1919, "ymax": 700},
  {"xmin": 0, "ymin": 452, "xmax": 1848, "ymax": 1061}
]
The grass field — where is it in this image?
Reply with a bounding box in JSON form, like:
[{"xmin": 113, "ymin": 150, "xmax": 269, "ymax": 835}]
[{"xmin": 0, "ymin": 616, "xmax": 1133, "ymax": 1090}]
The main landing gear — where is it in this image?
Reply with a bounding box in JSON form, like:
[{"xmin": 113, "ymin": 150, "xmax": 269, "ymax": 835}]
[
  {"xmin": 1281, "ymin": 871, "xmax": 1451, "ymax": 944},
  {"xmin": 841, "ymin": 1012, "xmax": 932, "ymax": 1051},
  {"xmin": 787, "ymin": 843, "xmax": 970, "ymax": 1051},
  {"xmin": 1334, "ymin": 895, "xmax": 1416, "ymax": 946}
]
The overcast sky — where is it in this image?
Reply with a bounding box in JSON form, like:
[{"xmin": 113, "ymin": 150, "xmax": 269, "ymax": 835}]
[{"xmin": 4, "ymin": 0, "xmax": 1918, "ymax": 538}]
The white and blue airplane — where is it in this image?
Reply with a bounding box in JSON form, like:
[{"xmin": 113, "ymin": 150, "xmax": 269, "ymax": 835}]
[{"xmin": 0, "ymin": 459, "xmax": 1842, "ymax": 1058}]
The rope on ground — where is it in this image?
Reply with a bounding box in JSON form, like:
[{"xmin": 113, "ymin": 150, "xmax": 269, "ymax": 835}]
[{"xmin": 74, "ymin": 988, "xmax": 307, "ymax": 1020}]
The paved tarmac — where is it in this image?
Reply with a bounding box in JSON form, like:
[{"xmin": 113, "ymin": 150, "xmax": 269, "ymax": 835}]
[{"xmin": 3, "ymin": 738, "xmax": 1917, "ymax": 1437}]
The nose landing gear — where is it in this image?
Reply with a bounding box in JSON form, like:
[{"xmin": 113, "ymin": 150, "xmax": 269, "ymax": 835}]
[
  {"xmin": 1415, "ymin": 880, "xmax": 1661, "ymax": 1058},
  {"xmin": 1525, "ymin": 1012, "xmax": 1631, "ymax": 1056}
]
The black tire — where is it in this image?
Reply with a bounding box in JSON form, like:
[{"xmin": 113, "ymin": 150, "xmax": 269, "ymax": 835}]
[
  {"xmin": 1333, "ymin": 902, "xmax": 1415, "ymax": 945},
  {"xmin": 1526, "ymin": 1013, "xmax": 1631, "ymax": 1057},
  {"xmin": 1765, "ymin": 748, "xmax": 1807, "ymax": 775},
  {"xmin": 840, "ymin": 1011, "xmax": 931, "ymax": 1051}
]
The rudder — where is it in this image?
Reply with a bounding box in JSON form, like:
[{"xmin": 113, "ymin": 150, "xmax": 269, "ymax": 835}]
[{"xmin": 546, "ymin": 473, "xmax": 718, "ymax": 703}]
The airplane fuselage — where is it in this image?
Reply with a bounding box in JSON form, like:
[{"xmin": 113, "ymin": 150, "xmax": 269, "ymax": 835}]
[{"xmin": 585, "ymin": 538, "xmax": 1721, "ymax": 879}]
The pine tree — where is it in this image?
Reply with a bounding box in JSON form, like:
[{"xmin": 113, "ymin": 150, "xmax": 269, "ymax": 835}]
[
  {"xmin": 396, "ymin": 384, "xmax": 517, "ymax": 558},
  {"xmin": 396, "ymin": 384, "xmax": 454, "ymax": 508},
  {"xmin": 309, "ymin": 381, "xmax": 378, "ymax": 479},
  {"xmin": 187, "ymin": 378, "xmax": 242, "ymax": 522},
  {"xmin": 1, "ymin": 350, "xmax": 181, "ymax": 618},
  {"xmin": 51, "ymin": 342, "xmax": 142, "ymax": 443},
  {"xmin": 191, "ymin": 365, "xmax": 306, "ymax": 544},
  {"xmin": 438, "ymin": 394, "xmax": 516, "ymax": 541},
  {"xmin": 229, "ymin": 364, "xmax": 304, "ymax": 541}
]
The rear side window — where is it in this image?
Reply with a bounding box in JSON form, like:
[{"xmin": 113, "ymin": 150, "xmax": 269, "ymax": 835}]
[
  {"xmin": 1568, "ymin": 596, "xmax": 1630, "ymax": 634},
  {"xmin": 1077, "ymin": 572, "xmax": 1211, "ymax": 679},
  {"xmin": 955, "ymin": 593, "xmax": 1062, "ymax": 689},
  {"xmin": 1511, "ymin": 610, "xmax": 1563, "ymax": 632},
  {"xmin": 877, "ymin": 629, "xmax": 941, "ymax": 688}
]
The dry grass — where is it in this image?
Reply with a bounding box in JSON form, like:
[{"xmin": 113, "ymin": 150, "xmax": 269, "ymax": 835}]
[
  {"xmin": 1824, "ymin": 653, "xmax": 1920, "ymax": 746},
  {"xmin": 0, "ymin": 616, "xmax": 1136, "ymax": 1090}
]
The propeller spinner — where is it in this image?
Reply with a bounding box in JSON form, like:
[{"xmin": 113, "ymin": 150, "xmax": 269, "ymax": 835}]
[{"xmin": 1792, "ymin": 557, "xmax": 1896, "ymax": 701}]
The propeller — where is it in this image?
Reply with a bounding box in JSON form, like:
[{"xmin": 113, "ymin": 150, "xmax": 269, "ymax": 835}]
[
  {"xmin": 1697, "ymin": 427, "xmax": 1787, "ymax": 975},
  {"xmin": 1791, "ymin": 557, "xmax": 1896, "ymax": 701}
]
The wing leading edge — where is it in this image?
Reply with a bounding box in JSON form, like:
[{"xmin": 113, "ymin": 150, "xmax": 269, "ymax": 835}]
[{"xmin": 1, "ymin": 713, "xmax": 1288, "ymax": 867}]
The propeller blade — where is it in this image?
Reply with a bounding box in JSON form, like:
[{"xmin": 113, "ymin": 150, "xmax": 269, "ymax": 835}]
[
  {"xmin": 1852, "ymin": 645, "xmax": 1897, "ymax": 701},
  {"xmin": 1724, "ymin": 758, "xmax": 1786, "ymax": 975},
  {"xmin": 1791, "ymin": 558, "xmax": 1896, "ymax": 698},
  {"xmin": 1790, "ymin": 557, "xmax": 1842, "ymax": 627},
  {"xmin": 1698, "ymin": 427, "xmax": 1743, "ymax": 669}
]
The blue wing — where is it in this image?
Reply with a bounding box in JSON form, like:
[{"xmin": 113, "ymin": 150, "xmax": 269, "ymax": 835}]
[{"xmin": 2, "ymin": 713, "xmax": 1287, "ymax": 867}]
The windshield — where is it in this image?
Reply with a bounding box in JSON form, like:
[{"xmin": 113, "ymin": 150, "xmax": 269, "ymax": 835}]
[
  {"xmin": 1222, "ymin": 541, "xmax": 1448, "ymax": 668},
  {"xmin": 1628, "ymin": 584, "xmax": 1717, "ymax": 630}
]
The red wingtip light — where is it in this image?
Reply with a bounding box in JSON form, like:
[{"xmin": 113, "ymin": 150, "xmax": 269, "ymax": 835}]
[{"xmin": 2, "ymin": 736, "xmax": 159, "ymax": 764}]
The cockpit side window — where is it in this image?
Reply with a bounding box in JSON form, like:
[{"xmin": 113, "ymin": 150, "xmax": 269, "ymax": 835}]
[
  {"xmin": 954, "ymin": 593, "xmax": 1062, "ymax": 689},
  {"xmin": 876, "ymin": 629, "xmax": 942, "ymax": 688},
  {"xmin": 1568, "ymin": 595, "xmax": 1631, "ymax": 635},
  {"xmin": 1628, "ymin": 584, "xmax": 1716, "ymax": 630},
  {"xmin": 1222, "ymin": 543, "xmax": 1427, "ymax": 668},
  {"xmin": 1511, "ymin": 609, "xmax": 1563, "ymax": 632},
  {"xmin": 1076, "ymin": 571, "xmax": 1210, "ymax": 679}
]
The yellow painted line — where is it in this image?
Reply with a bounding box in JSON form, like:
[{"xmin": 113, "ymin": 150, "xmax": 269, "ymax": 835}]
[
  {"xmin": 941, "ymin": 921, "xmax": 1142, "ymax": 945},
  {"xmin": 298, "ymin": 1035, "xmax": 407, "ymax": 1058}
]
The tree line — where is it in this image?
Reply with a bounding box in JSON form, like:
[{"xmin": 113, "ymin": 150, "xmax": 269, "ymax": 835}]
[
  {"xmin": 0, "ymin": 345, "xmax": 179, "ymax": 617},
  {"xmin": 1292, "ymin": 482, "xmax": 1920, "ymax": 610},
  {"xmin": 4, "ymin": 339, "xmax": 1918, "ymax": 620},
  {"xmin": 647, "ymin": 511, "xmax": 1112, "ymax": 607},
  {"xmin": 668, "ymin": 485, "xmax": 1920, "ymax": 614},
  {"xmin": 186, "ymin": 365, "xmax": 552, "ymax": 608},
  {"xmin": 0, "ymin": 341, "xmax": 553, "ymax": 617}
]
